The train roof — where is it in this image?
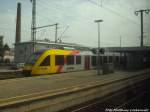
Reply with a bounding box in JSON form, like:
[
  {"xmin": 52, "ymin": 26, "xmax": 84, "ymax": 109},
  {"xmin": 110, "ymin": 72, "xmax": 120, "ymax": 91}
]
[{"xmin": 34, "ymin": 49, "xmax": 93, "ymax": 55}]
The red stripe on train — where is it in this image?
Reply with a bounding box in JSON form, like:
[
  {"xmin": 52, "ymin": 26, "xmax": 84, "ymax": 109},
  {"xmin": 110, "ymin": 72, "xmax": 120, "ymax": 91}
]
[
  {"xmin": 57, "ymin": 65, "xmax": 63, "ymax": 73},
  {"xmin": 71, "ymin": 50, "xmax": 80, "ymax": 55}
]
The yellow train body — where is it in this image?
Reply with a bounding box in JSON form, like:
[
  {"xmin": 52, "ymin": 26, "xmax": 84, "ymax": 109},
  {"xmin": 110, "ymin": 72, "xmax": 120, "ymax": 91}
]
[{"xmin": 23, "ymin": 49, "xmax": 81, "ymax": 76}]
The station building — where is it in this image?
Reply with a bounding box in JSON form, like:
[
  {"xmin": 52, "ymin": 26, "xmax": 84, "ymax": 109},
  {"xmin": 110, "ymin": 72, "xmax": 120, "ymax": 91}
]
[{"xmin": 103, "ymin": 47, "xmax": 150, "ymax": 70}]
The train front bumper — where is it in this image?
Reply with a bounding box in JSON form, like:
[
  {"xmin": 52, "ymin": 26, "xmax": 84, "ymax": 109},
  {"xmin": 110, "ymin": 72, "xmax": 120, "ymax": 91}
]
[
  {"xmin": 23, "ymin": 65, "xmax": 33, "ymax": 76},
  {"xmin": 23, "ymin": 70, "xmax": 31, "ymax": 77}
]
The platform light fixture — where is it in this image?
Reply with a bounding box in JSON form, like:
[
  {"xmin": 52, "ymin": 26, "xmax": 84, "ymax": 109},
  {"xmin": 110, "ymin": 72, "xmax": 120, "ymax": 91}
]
[{"xmin": 94, "ymin": 19, "xmax": 103, "ymax": 75}]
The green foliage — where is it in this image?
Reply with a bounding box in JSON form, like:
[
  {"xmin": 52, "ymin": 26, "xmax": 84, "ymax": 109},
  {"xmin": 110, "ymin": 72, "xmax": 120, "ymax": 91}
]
[
  {"xmin": 3, "ymin": 44, "xmax": 10, "ymax": 51},
  {"xmin": 0, "ymin": 43, "xmax": 10, "ymax": 57}
]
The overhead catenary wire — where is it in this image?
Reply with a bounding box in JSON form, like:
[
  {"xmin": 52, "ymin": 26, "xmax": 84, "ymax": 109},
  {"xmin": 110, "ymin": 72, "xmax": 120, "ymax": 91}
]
[
  {"xmin": 37, "ymin": 0, "xmax": 127, "ymax": 26},
  {"xmin": 86, "ymin": 0, "xmax": 140, "ymax": 26},
  {"xmin": 36, "ymin": 0, "xmax": 82, "ymax": 23},
  {"xmin": 1, "ymin": 0, "xmax": 149, "ymax": 47},
  {"xmin": 35, "ymin": 0, "xmax": 141, "ymax": 45},
  {"xmin": 58, "ymin": 25, "xmax": 69, "ymax": 40}
]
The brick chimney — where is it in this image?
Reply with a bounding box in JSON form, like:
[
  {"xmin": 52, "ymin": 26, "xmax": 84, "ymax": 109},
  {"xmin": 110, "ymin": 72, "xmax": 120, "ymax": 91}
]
[{"xmin": 15, "ymin": 3, "xmax": 21, "ymax": 44}]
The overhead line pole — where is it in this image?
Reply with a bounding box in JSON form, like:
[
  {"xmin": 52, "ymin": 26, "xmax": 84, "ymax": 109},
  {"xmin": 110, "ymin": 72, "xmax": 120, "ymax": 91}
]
[
  {"xmin": 55, "ymin": 23, "xmax": 58, "ymax": 43},
  {"xmin": 95, "ymin": 19, "xmax": 103, "ymax": 75},
  {"xmin": 120, "ymin": 36, "xmax": 122, "ymax": 48},
  {"xmin": 31, "ymin": 0, "xmax": 36, "ymax": 52},
  {"xmin": 135, "ymin": 9, "xmax": 150, "ymax": 47},
  {"xmin": 31, "ymin": 0, "xmax": 36, "ymax": 41}
]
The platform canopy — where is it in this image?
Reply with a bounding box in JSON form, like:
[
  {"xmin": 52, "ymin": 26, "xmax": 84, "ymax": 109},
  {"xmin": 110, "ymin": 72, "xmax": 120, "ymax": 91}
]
[{"xmin": 104, "ymin": 46, "xmax": 150, "ymax": 53}]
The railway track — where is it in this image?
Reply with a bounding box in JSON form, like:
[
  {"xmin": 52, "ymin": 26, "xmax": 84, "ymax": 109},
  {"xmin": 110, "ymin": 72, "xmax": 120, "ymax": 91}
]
[
  {"xmin": 0, "ymin": 70, "xmax": 24, "ymax": 80},
  {"xmin": 0, "ymin": 74, "xmax": 24, "ymax": 80},
  {"xmin": 68, "ymin": 91, "xmax": 150, "ymax": 112},
  {"xmin": 61, "ymin": 70, "xmax": 150, "ymax": 112},
  {"xmin": 64, "ymin": 81, "xmax": 150, "ymax": 112}
]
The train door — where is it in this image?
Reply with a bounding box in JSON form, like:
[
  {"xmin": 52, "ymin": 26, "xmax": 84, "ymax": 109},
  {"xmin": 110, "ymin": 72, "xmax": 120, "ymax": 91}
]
[{"xmin": 84, "ymin": 56, "xmax": 90, "ymax": 70}]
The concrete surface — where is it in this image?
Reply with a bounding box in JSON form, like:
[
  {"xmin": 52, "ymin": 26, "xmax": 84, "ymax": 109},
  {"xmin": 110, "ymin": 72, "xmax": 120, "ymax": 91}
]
[
  {"xmin": 0, "ymin": 69, "xmax": 148, "ymax": 100},
  {"xmin": 0, "ymin": 69, "xmax": 150, "ymax": 111}
]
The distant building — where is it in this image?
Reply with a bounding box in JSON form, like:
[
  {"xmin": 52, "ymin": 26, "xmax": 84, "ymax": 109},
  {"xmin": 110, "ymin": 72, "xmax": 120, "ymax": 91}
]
[
  {"xmin": 0, "ymin": 36, "xmax": 4, "ymax": 57},
  {"xmin": 0, "ymin": 36, "xmax": 14, "ymax": 64},
  {"xmin": 14, "ymin": 41, "xmax": 91, "ymax": 64},
  {"xmin": 3, "ymin": 49, "xmax": 14, "ymax": 63}
]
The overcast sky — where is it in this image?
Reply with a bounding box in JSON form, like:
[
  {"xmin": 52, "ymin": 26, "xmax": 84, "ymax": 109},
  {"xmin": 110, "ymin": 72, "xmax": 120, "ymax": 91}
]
[{"xmin": 0, "ymin": 0, "xmax": 150, "ymax": 48}]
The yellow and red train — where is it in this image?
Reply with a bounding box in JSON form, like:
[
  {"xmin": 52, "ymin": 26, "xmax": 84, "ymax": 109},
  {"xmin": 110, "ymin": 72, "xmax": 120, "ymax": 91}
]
[{"xmin": 23, "ymin": 49, "xmax": 97, "ymax": 76}]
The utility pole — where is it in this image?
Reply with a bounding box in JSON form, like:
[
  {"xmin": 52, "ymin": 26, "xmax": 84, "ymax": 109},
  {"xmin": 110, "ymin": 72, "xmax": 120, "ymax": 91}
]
[
  {"xmin": 135, "ymin": 9, "xmax": 150, "ymax": 47},
  {"xmin": 119, "ymin": 36, "xmax": 122, "ymax": 67},
  {"xmin": 31, "ymin": 0, "xmax": 36, "ymax": 52},
  {"xmin": 98, "ymin": 0, "xmax": 102, "ymax": 7},
  {"xmin": 120, "ymin": 36, "xmax": 122, "ymax": 47},
  {"xmin": 94, "ymin": 19, "xmax": 103, "ymax": 75},
  {"xmin": 100, "ymin": 0, "xmax": 102, "ymax": 7},
  {"xmin": 55, "ymin": 23, "xmax": 58, "ymax": 43}
]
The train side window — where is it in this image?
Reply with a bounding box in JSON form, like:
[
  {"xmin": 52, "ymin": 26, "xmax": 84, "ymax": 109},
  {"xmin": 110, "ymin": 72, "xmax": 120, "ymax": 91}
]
[
  {"xmin": 40, "ymin": 56, "xmax": 50, "ymax": 66},
  {"xmin": 92, "ymin": 56, "xmax": 97, "ymax": 66},
  {"xmin": 104, "ymin": 56, "xmax": 107, "ymax": 63},
  {"xmin": 100, "ymin": 56, "xmax": 102, "ymax": 65},
  {"xmin": 109, "ymin": 56, "xmax": 113, "ymax": 63},
  {"xmin": 67, "ymin": 55, "xmax": 74, "ymax": 65},
  {"xmin": 55, "ymin": 55, "xmax": 64, "ymax": 65},
  {"xmin": 76, "ymin": 56, "xmax": 81, "ymax": 64},
  {"xmin": 116, "ymin": 56, "xmax": 119, "ymax": 63}
]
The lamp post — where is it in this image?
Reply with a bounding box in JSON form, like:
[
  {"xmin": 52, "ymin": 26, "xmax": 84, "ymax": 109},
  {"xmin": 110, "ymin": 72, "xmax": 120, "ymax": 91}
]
[{"xmin": 95, "ymin": 19, "xmax": 103, "ymax": 75}]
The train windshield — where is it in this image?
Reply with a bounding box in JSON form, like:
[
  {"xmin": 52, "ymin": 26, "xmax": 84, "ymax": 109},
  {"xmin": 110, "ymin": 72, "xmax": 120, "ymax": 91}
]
[{"xmin": 26, "ymin": 51, "xmax": 44, "ymax": 65}]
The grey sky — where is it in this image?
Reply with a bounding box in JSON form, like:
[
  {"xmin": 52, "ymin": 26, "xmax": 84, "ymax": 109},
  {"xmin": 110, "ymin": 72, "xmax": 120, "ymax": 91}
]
[{"xmin": 0, "ymin": 0, "xmax": 150, "ymax": 48}]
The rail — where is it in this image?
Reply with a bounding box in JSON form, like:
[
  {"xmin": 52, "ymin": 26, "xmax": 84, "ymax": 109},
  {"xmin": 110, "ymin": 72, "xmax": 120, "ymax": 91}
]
[{"xmin": 0, "ymin": 70, "xmax": 23, "ymax": 80}]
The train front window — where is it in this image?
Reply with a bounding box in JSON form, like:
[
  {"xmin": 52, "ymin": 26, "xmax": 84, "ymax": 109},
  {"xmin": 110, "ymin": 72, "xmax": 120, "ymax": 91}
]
[
  {"xmin": 40, "ymin": 56, "xmax": 50, "ymax": 66},
  {"xmin": 26, "ymin": 51, "xmax": 43, "ymax": 65}
]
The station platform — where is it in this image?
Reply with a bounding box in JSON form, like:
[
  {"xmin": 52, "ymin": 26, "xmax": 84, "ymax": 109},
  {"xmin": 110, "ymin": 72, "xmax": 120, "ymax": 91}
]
[
  {"xmin": 0, "ymin": 70, "xmax": 140, "ymax": 99},
  {"xmin": 0, "ymin": 69, "xmax": 150, "ymax": 112}
]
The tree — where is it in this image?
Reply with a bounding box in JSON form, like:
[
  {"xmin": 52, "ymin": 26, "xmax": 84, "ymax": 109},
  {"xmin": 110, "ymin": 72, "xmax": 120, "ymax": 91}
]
[{"xmin": 3, "ymin": 44, "xmax": 10, "ymax": 51}]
